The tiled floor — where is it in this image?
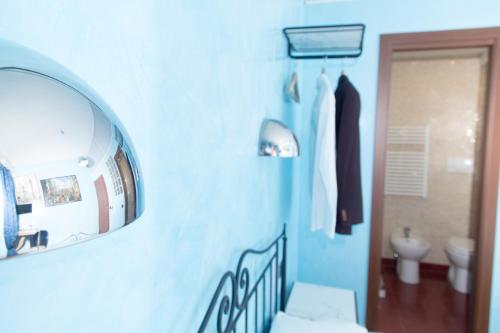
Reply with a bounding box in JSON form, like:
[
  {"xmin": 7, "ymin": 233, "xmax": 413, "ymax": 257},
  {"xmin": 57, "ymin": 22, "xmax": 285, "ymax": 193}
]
[{"xmin": 376, "ymin": 271, "xmax": 470, "ymax": 333}]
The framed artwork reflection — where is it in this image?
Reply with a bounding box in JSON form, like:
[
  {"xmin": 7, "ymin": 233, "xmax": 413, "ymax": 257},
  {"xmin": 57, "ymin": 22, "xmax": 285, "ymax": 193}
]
[
  {"xmin": 40, "ymin": 175, "xmax": 82, "ymax": 207},
  {"xmin": 14, "ymin": 174, "xmax": 41, "ymax": 205}
]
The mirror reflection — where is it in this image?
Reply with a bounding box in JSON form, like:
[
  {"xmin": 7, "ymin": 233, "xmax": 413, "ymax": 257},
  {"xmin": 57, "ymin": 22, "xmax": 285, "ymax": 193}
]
[{"xmin": 0, "ymin": 68, "xmax": 143, "ymax": 259}]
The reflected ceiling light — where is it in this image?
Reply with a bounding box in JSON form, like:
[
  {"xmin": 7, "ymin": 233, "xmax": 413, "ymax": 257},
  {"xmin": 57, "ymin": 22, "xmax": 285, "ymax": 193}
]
[
  {"xmin": 78, "ymin": 156, "xmax": 90, "ymax": 168},
  {"xmin": 258, "ymin": 119, "xmax": 300, "ymax": 158}
]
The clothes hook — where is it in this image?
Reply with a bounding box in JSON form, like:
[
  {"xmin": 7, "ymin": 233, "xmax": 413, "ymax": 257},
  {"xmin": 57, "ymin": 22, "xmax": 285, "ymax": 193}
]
[
  {"xmin": 287, "ymin": 72, "xmax": 300, "ymax": 103},
  {"xmin": 341, "ymin": 57, "xmax": 346, "ymax": 75}
]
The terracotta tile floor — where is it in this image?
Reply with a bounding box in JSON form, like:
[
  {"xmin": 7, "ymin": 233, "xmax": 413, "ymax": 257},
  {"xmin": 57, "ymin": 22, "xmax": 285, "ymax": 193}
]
[{"xmin": 376, "ymin": 271, "xmax": 470, "ymax": 333}]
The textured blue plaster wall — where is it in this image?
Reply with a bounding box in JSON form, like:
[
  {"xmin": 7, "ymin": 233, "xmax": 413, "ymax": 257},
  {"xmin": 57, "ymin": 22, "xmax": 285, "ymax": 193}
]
[
  {"xmin": 300, "ymin": 0, "xmax": 500, "ymax": 328},
  {"xmin": 0, "ymin": 1, "xmax": 303, "ymax": 332}
]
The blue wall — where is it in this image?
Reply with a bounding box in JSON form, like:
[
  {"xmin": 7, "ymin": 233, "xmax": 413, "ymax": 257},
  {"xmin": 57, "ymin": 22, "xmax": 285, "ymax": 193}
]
[
  {"xmin": 300, "ymin": 0, "xmax": 500, "ymax": 329},
  {"xmin": 2, "ymin": 1, "xmax": 499, "ymax": 332},
  {"xmin": 0, "ymin": 1, "xmax": 303, "ymax": 332}
]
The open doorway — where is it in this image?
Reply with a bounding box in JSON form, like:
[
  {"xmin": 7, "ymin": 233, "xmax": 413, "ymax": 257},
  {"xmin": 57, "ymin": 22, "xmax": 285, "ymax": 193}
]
[{"xmin": 367, "ymin": 28, "xmax": 500, "ymax": 333}]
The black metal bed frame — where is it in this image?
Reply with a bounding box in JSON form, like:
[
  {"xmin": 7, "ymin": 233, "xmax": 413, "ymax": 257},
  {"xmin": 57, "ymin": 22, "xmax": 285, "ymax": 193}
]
[{"xmin": 198, "ymin": 225, "xmax": 287, "ymax": 333}]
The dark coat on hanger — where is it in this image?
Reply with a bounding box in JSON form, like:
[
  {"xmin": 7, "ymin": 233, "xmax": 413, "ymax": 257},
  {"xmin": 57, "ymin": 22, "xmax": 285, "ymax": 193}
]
[{"xmin": 335, "ymin": 74, "xmax": 363, "ymax": 235}]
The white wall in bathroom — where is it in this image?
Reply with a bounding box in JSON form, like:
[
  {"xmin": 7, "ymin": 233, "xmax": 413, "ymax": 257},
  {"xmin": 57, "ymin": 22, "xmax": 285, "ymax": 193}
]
[{"xmin": 381, "ymin": 52, "xmax": 487, "ymax": 265}]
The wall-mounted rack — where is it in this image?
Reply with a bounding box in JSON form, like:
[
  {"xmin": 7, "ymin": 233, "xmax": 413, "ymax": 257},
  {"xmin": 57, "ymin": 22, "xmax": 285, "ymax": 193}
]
[{"xmin": 283, "ymin": 24, "xmax": 365, "ymax": 59}]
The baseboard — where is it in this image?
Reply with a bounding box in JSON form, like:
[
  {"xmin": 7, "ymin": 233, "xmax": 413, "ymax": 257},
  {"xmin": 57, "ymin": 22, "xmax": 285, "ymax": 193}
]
[
  {"xmin": 381, "ymin": 257, "xmax": 397, "ymax": 274},
  {"xmin": 381, "ymin": 258, "xmax": 449, "ymax": 280}
]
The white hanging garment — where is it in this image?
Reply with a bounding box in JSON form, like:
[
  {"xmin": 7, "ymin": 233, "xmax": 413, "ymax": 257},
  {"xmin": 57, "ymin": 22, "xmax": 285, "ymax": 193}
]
[{"xmin": 310, "ymin": 73, "xmax": 337, "ymax": 239}]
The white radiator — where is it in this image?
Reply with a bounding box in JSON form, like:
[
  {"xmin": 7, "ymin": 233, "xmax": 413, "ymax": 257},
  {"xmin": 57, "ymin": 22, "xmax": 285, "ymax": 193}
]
[{"xmin": 384, "ymin": 126, "xmax": 429, "ymax": 197}]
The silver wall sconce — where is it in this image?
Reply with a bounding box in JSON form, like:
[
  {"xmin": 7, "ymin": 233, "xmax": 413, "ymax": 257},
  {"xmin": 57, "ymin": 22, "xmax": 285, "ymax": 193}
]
[
  {"xmin": 0, "ymin": 39, "xmax": 144, "ymax": 260},
  {"xmin": 258, "ymin": 119, "xmax": 300, "ymax": 158}
]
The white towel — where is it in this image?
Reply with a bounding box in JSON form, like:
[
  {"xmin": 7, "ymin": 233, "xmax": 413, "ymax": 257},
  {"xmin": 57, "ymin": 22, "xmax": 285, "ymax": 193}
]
[
  {"xmin": 270, "ymin": 312, "xmax": 368, "ymax": 333},
  {"xmin": 310, "ymin": 74, "xmax": 337, "ymax": 239}
]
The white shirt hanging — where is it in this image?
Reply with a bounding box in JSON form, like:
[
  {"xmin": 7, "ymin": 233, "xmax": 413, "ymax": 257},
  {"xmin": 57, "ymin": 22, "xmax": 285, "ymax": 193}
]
[{"xmin": 310, "ymin": 73, "xmax": 337, "ymax": 239}]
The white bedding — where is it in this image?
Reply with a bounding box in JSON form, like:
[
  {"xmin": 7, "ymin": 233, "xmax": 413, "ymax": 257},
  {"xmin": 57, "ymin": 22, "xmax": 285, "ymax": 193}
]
[
  {"xmin": 270, "ymin": 312, "xmax": 368, "ymax": 333},
  {"xmin": 286, "ymin": 282, "xmax": 357, "ymax": 322}
]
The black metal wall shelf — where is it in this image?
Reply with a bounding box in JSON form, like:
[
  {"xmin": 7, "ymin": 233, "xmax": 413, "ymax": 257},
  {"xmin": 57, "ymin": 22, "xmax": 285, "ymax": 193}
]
[{"xmin": 283, "ymin": 24, "xmax": 365, "ymax": 59}]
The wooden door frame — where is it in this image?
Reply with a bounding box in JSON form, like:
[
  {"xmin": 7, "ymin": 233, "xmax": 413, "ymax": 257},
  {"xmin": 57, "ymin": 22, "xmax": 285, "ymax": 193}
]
[
  {"xmin": 115, "ymin": 148, "xmax": 137, "ymax": 225},
  {"xmin": 95, "ymin": 175, "xmax": 110, "ymax": 234},
  {"xmin": 367, "ymin": 27, "xmax": 500, "ymax": 333}
]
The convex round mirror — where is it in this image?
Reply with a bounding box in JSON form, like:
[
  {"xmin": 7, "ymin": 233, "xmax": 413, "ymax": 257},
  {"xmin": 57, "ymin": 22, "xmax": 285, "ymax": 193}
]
[{"xmin": 0, "ymin": 68, "xmax": 144, "ymax": 259}]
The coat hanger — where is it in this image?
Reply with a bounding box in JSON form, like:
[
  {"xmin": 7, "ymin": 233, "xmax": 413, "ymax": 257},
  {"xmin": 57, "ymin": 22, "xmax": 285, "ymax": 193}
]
[
  {"xmin": 341, "ymin": 57, "xmax": 346, "ymax": 76},
  {"xmin": 285, "ymin": 60, "xmax": 300, "ymax": 103},
  {"xmin": 321, "ymin": 56, "xmax": 328, "ymax": 74},
  {"xmin": 287, "ymin": 71, "xmax": 300, "ymax": 103}
]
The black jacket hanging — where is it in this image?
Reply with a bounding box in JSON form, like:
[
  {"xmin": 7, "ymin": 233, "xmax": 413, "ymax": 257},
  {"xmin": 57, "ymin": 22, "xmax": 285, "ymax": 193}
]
[{"xmin": 335, "ymin": 74, "xmax": 363, "ymax": 235}]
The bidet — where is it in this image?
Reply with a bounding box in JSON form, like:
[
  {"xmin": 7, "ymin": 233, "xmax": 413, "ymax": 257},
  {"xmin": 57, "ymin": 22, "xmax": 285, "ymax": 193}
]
[{"xmin": 391, "ymin": 231, "xmax": 431, "ymax": 284}]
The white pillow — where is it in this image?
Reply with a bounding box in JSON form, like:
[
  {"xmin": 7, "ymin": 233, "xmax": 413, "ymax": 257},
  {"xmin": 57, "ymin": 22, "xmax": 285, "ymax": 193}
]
[{"xmin": 270, "ymin": 312, "xmax": 368, "ymax": 333}]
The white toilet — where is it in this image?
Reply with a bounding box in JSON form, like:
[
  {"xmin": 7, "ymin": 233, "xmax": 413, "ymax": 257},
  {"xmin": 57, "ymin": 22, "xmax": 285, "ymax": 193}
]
[
  {"xmin": 390, "ymin": 228, "xmax": 431, "ymax": 284},
  {"xmin": 445, "ymin": 237, "xmax": 475, "ymax": 294}
]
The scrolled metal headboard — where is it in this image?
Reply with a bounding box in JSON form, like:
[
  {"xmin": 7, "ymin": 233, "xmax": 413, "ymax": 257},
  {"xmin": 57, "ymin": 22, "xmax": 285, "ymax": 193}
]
[{"xmin": 198, "ymin": 225, "xmax": 287, "ymax": 333}]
